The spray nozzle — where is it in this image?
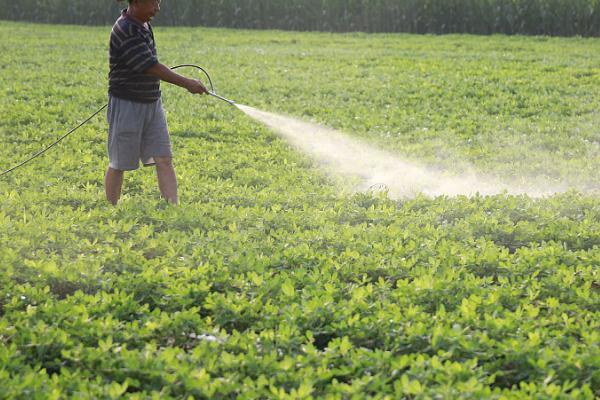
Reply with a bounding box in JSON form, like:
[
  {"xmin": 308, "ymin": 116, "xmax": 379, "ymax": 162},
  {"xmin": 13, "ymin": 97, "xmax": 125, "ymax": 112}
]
[{"xmin": 208, "ymin": 91, "xmax": 236, "ymax": 106}]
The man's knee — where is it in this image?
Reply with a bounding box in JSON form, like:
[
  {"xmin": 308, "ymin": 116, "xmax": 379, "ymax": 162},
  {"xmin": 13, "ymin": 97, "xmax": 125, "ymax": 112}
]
[
  {"xmin": 107, "ymin": 166, "xmax": 124, "ymax": 176},
  {"xmin": 154, "ymin": 156, "xmax": 173, "ymax": 168}
]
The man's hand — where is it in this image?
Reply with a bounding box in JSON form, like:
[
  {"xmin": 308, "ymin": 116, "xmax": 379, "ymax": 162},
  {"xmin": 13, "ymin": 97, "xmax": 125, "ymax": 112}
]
[
  {"xmin": 185, "ymin": 79, "xmax": 208, "ymax": 95},
  {"xmin": 146, "ymin": 63, "xmax": 208, "ymax": 95}
]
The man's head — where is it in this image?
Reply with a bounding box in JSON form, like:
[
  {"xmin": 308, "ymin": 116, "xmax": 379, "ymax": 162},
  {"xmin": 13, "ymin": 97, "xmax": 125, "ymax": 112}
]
[{"xmin": 122, "ymin": 0, "xmax": 161, "ymax": 23}]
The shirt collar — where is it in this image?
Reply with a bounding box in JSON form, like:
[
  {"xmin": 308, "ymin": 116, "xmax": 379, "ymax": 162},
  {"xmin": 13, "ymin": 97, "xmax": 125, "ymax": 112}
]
[{"xmin": 122, "ymin": 8, "xmax": 151, "ymax": 30}]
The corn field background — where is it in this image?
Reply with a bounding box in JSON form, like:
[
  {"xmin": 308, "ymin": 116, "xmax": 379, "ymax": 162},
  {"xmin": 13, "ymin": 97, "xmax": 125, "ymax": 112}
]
[{"xmin": 2, "ymin": 0, "xmax": 600, "ymax": 36}]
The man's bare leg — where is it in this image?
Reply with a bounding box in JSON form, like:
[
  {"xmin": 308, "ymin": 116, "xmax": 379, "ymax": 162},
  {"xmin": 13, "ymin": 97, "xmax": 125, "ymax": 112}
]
[
  {"xmin": 105, "ymin": 167, "xmax": 124, "ymax": 205},
  {"xmin": 155, "ymin": 156, "xmax": 178, "ymax": 204}
]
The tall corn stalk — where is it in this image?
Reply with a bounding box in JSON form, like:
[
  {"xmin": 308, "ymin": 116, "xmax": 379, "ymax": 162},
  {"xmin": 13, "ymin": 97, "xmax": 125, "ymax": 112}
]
[{"xmin": 1, "ymin": 0, "xmax": 599, "ymax": 36}]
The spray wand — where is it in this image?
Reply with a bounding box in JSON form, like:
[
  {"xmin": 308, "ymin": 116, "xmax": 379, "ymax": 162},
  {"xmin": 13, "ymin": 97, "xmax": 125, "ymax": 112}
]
[{"xmin": 0, "ymin": 64, "xmax": 235, "ymax": 178}]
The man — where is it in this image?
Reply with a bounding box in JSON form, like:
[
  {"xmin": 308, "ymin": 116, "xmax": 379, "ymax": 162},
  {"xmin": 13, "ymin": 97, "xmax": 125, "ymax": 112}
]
[{"xmin": 106, "ymin": 0, "xmax": 207, "ymax": 205}]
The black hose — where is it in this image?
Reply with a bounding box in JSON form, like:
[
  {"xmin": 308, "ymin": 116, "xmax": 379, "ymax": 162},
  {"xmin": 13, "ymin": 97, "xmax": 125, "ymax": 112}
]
[{"xmin": 170, "ymin": 64, "xmax": 214, "ymax": 92}]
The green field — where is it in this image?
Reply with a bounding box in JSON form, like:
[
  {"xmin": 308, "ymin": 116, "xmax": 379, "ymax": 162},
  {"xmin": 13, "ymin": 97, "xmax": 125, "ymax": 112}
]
[{"xmin": 1, "ymin": 21, "xmax": 599, "ymax": 398}]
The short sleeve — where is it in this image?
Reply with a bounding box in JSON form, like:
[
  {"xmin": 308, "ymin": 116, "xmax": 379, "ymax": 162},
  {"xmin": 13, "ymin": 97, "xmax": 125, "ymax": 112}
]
[{"xmin": 120, "ymin": 35, "xmax": 158, "ymax": 73}]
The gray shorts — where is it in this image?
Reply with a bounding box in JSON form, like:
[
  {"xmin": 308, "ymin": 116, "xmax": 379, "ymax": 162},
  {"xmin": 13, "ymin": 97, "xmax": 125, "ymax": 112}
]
[{"xmin": 107, "ymin": 96, "xmax": 172, "ymax": 171}]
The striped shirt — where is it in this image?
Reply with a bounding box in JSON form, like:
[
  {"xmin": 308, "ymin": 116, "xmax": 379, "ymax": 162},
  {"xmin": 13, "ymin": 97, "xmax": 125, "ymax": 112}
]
[{"xmin": 108, "ymin": 9, "xmax": 160, "ymax": 103}]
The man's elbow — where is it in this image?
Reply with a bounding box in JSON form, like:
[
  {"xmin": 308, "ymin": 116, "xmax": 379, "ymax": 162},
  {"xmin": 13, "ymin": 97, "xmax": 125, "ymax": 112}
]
[{"xmin": 144, "ymin": 61, "xmax": 163, "ymax": 76}]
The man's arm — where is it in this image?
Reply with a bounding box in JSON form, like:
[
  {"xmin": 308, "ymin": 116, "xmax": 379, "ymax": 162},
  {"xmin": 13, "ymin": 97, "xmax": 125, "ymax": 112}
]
[{"xmin": 146, "ymin": 63, "xmax": 208, "ymax": 94}]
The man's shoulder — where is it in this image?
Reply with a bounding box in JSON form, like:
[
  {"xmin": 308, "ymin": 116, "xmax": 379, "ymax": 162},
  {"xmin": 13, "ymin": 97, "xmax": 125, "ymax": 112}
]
[
  {"xmin": 111, "ymin": 16, "xmax": 126, "ymax": 35},
  {"xmin": 112, "ymin": 15, "xmax": 144, "ymax": 38}
]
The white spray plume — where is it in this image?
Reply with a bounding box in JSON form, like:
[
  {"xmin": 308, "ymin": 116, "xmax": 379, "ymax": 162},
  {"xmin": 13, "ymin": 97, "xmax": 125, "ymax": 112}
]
[{"xmin": 236, "ymin": 105, "xmax": 566, "ymax": 198}]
